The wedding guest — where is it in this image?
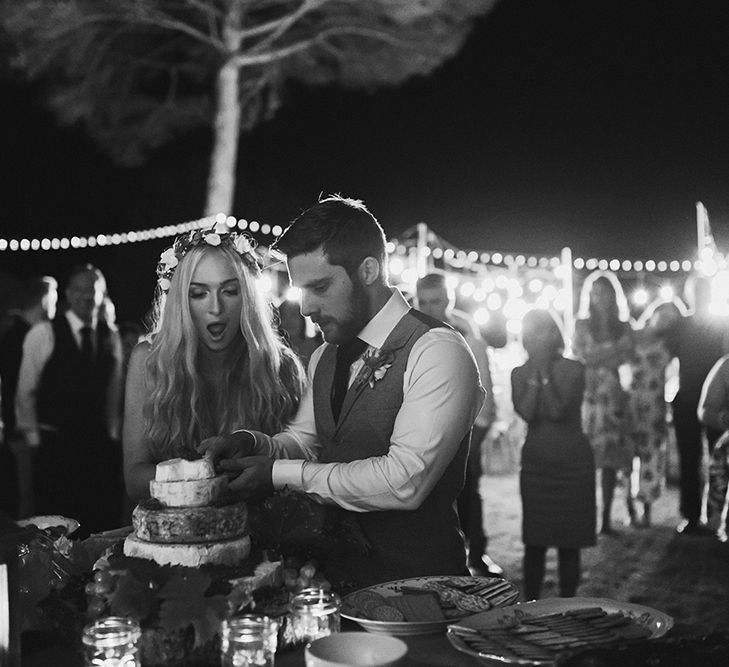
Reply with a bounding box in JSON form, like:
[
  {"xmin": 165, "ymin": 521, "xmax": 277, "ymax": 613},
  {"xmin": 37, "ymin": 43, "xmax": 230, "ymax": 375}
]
[
  {"xmin": 200, "ymin": 195, "xmax": 484, "ymax": 588},
  {"xmin": 119, "ymin": 320, "xmax": 144, "ymax": 376},
  {"xmin": 512, "ymin": 308, "xmax": 595, "ymax": 599},
  {"xmin": 672, "ymin": 274, "xmax": 727, "ymax": 534},
  {"xmin": 123, "ymin": 226, "xmax": 305, "ymax": 501},
  {"xmin": 0, "ymin": 275, "xmax": 57, "ymax": 518},
  {"xmin": 117, "ymin": 319, "xmax": 144, "ymax": 525},
  {"xmin": 697, "ymin": 352, "xmax": 729, "ymax": 540},
  {"xmin": 626, "ymin": 298, "xmax": 683, "ymax": 526},
  {"xmin": 704, "ymin": 431, "xmax": 729, "ymax": 543},
  {"xmin": 572, "ymin": 270, "xmax": 634, "ymax": 534},
  {"xmin": 415, "ymin": 271, "xmax": 502, "ymax": 577},
  {"xmin": 15, "ymin": 265, "xmax": 123, "ymax": 537},
  {"xmin": 99, "ymin": 294, "xmax": 117, "ymax": 328}
]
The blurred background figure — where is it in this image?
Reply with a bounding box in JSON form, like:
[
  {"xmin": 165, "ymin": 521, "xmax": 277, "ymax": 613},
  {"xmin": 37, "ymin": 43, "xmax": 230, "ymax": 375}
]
[
  {"xmin": 0, "ymin": 275, "xmax": 58, "ymax": 518},
  {"xmin": 15, "ymin": 264, "xmax": 123, "ymax": 537},
  {"xmin": 276, "ymin": 298, "xmax": 322, "ymax": 369},
  {"xmin": 572, "ymin": 270, "xmax": 634, "ymax": 535},
  {"xmin": 697, "ymin": 349, "xmax": 729, "ymax": 541},
  {"xmin": 511, "ymin": 308, "xmax": 595, "ymax": 600},
  {"xmin": 626, "ymin": 298, "xmax": 684, "ymax": 527},
  {"xmin": 99, "ymin": 294, "xmax": 118, "ymax": 328},
  {"xmin": 416, "ymin": 271, "xmax": 502, "ymax": 577},
  {"xmin": 119, "ymin": 321, "xmax": 145, "ymax": 372},
  {"xmin": 117, "ymin": 319, "xmax": 145, "ymax": 525},
  {"xmin": 672, "ymin": 274, "xmax": 728, "ymax": 534}
]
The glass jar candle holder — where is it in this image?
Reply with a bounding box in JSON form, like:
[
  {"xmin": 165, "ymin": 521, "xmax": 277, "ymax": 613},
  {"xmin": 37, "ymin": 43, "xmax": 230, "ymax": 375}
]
[
  {"xmin": 289, "ymin": 588, "xmax": 341, "ymax": 645},
  {"xmin": 81, "ymin": 616, "xmax": 141, "ymax": 667},
  {"xmin": 221, "ymin": 614, "xmax": 278, "ymax": 667}
]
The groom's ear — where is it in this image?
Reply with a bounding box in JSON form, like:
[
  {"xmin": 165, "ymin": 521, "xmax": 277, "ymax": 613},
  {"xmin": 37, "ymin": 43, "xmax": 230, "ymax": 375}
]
[{"xmin": 357, "ymin": 257, "xmax": 380, "ymax": 286}]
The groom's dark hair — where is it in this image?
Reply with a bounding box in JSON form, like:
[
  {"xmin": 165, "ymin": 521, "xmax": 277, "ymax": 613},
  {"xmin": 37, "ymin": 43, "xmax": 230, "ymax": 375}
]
[{"xmin": 272, "ymin": 194, "xmax": 387, "ymax": 279}]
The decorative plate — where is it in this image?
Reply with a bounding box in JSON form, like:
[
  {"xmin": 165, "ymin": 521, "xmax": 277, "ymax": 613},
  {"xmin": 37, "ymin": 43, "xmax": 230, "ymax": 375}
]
[
  {"xmin": 446, "ymin": 597, "xmax": 674, "ymax": 666},
  {"xmin": 341, "ymin": 575, "xmax": 520, "ymax": 636}
]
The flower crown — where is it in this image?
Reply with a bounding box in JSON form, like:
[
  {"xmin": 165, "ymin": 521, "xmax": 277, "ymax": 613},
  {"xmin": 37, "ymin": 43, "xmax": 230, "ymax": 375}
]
[{"xmin": 156, "ymin": 225, "xmax": 261, "ymax": 293}]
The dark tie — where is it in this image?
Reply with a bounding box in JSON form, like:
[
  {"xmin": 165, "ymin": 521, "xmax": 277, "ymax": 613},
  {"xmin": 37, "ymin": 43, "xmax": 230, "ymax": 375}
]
[
  {"xmin": 80, "ymin": 326, "xmax": 94, "ymax": 364},
  {"xmin": 331, "ymin": 337, "xmax": 367, "ymax": 421}
]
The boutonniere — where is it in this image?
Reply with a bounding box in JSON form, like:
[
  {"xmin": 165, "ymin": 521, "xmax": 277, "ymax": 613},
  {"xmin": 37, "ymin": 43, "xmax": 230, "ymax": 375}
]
[{"xmin": 353, "ymin": 347, "xmax": 395, "ymax": 390}]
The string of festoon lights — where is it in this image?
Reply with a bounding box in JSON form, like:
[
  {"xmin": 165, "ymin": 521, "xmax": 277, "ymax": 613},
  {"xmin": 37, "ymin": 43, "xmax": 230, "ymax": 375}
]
[
  {"xmin": 4, "ymin": 212, "xmax": 727, "ymax": 322},
  {"xmin": 0, "ymin": 213, "xmax": 284, "ymax": 252},
  {"xmin": 5, "ymin": 210, "xmax": 729, "ymax": 340},
  {"xmin": 1, "ymin": 212, "xmax": 715, "ymax": 275}
]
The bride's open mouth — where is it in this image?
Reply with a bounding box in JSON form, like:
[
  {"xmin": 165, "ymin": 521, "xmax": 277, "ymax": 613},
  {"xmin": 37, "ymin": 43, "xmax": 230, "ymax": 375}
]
[{"xmin": 207, "ymin": 322, "xmax": 226, "ymax": 337}]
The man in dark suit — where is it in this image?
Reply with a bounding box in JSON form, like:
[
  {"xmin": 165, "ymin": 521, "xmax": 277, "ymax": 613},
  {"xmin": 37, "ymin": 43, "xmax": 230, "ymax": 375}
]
[{"xmin": 15, "ymin": 264, "xmax": 123, "ymax": 537}]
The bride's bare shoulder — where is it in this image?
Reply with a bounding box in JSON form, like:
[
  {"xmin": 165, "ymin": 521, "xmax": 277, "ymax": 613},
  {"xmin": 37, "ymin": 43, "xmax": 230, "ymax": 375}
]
[{"xmin": 128, "ymin": 339, "xmax": 152, "ymax": 371}]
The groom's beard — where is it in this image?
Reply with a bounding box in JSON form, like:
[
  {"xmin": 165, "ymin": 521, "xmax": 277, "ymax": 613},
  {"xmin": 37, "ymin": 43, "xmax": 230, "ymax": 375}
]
[{"xmin": 330, "ymin": 277, "xmax": 370, "ymax": 345}]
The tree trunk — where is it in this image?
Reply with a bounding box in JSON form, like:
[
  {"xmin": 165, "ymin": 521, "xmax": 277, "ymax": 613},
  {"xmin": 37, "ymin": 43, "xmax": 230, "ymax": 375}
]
[{"xmin": 205, "ymin": 57, "xmax": 242, "ymax": 217}]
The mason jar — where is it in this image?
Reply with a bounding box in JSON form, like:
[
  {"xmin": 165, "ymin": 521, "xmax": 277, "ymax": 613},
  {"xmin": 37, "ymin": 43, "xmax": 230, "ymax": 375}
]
[
  {"xmin": 81, "ymin": 616, "xmax": 141, "ymax": 667},
  {"xmin": 289, "ymin": 588, "xmax": 341, "ymax": 645}
]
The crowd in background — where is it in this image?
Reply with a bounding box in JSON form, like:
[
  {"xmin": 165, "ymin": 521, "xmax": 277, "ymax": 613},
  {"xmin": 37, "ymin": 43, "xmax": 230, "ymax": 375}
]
[{"xmin": 1, "ymin": 257, "xmax": 728, "ymax": 595}]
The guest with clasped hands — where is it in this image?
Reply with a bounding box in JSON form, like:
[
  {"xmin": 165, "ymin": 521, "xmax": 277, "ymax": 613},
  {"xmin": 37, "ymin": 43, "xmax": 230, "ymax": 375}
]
[{"xmin": 200, "ymin": 195, "xmax": 485, "ymax": 588}]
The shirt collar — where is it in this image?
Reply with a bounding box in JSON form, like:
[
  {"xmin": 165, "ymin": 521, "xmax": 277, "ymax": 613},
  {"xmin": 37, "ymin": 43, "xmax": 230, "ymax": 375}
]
[
  {"xmin": 357, "ymin": 289, "xmax": 410, "ymax": 350},
  {"xmin": 65, "ymin": 309, "xmax": 96, "ymax": 334}
]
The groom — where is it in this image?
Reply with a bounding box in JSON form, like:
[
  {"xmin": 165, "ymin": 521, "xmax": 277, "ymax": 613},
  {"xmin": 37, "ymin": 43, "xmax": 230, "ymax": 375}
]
[{"xmin": 200, "ymin": 195, "xmax": 484, "ymax": 587}]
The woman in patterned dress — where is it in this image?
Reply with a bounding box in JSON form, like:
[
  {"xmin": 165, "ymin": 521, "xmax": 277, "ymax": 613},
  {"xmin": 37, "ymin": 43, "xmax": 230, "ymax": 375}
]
[
  {"xmin": 627, "ymin": 299, "xmax": 683, "ymax": 526},
  {"xmin": 572, "ymin": 271, "xmax": 634, "ymax": 534}
]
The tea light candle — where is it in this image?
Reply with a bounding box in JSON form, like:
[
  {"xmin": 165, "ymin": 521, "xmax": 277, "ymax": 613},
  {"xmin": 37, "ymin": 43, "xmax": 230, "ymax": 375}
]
[
  {"xmin": 290, "ymin": 588, "xmax": 341, "ymax": 644},
  {"xmin": 81, "ymin": 616, "xmax": 141, "ymax": 667},
  {"xmin": 220, "ymin": 615, "xmax": 278, "ymax": 667}
]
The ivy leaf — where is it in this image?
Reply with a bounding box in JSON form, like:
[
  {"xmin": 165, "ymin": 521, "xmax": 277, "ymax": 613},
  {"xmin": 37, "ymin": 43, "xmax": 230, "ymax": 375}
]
[
  {"xmin": 109, "ymin": 569, "xmax": 157, "ymax": 621},
  {"xmin": 158, "ymin": 570, "xmax": 227, "ymax": 647}
]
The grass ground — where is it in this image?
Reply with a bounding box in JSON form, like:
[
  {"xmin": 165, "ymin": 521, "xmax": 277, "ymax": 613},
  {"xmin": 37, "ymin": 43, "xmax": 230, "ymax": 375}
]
[{"xmin": 481, "ymin": 471, "xmax": 729, "ymax": 633}]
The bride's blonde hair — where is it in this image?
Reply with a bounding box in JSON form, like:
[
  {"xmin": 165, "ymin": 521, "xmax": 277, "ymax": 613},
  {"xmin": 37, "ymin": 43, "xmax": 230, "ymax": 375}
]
[{"xmin": 144, "ymin": 242, "xmax": 305, "ymax": 460}]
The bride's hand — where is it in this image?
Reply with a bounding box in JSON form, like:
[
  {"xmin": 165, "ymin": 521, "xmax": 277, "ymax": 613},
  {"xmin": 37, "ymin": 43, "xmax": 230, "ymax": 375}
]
[{"xmin": 198, "ymin": 431, "xmax": 255, "ymax": 471}]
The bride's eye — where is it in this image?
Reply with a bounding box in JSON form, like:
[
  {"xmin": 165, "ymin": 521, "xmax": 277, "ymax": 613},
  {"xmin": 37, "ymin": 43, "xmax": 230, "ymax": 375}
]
[{"xmin": 189, "ymin": 289, "xmax": 207, "ymax": 299}]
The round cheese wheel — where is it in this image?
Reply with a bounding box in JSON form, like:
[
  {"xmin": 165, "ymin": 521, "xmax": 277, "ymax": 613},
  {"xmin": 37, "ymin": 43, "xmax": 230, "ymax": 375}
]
[
  {"xmin": 132, "ymin": 501, "xmax": 248, "ymax": 544},
  {"xmin": 123, "ymin": 533, "xmax": 251, "ymax": 568},
  {"xmin": 149, "ymin": 475, "xmax": 228, "ymax": 507}
]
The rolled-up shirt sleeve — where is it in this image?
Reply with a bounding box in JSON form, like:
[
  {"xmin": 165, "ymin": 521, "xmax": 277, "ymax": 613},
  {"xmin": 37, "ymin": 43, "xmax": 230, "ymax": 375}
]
[{"xmin": 259, "ymin": 329, "xmax": 483, "ymax": 512}]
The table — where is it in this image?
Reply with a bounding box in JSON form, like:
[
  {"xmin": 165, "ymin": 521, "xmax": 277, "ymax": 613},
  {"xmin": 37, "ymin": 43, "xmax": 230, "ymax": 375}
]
[
  {"xmin": 21, "ymin": 621, "xmax": 481, "ymax": 666},
  {"xmin": 275, "ymin": 620, "xmax": 479, "ymax": 666},
  {"xmin": 22, "ymin": 622, "xmax": 725, "ymax": 666}
]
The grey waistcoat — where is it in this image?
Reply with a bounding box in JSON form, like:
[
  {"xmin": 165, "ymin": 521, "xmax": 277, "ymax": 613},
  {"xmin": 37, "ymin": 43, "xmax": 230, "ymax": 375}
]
[{"xmin": 312, "ymin": 309, "xmax": 469, "ymax": 588}]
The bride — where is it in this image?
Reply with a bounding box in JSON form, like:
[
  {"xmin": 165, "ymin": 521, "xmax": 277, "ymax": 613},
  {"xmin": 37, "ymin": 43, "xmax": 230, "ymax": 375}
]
[{"xmin": 123, "ymin": 224, "xmax": 305, "ymax": 501}]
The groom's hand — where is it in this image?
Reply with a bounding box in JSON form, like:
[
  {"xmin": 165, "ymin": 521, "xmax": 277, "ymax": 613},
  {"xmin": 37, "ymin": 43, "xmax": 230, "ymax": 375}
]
[
  {"xmin": 218, "ymin": 456, "xmax": 274, "ymax": 498},
  {"xmin": 198, "ymin": 431, "xmax": 256, "ymax": 472}
]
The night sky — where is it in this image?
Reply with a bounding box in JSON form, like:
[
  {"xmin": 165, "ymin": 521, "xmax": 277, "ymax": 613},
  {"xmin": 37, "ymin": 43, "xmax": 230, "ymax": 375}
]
[{"xmin": 2, "ymin": 0, "xmax": 729, "ymax": 322}]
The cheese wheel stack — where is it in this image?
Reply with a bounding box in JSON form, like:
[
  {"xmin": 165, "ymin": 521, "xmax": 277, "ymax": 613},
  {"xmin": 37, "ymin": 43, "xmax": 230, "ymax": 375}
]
[{"xmin": 124, "ymin": 457, "xmax": 250, "ymax": 567}]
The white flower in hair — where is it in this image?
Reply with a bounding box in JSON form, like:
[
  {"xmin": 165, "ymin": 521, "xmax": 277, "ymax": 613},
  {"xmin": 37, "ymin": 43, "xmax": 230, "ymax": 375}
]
[
  {"xmin": 156, "ymin": 224, "xmax": 259, "ymax": 293},
  {"xmin": 234, "ymin": 235, "xmax": 252, "ymax": 254},
  {"xmin": 160, "ymin": 247, "xmax": 178, "ymax": 269}
]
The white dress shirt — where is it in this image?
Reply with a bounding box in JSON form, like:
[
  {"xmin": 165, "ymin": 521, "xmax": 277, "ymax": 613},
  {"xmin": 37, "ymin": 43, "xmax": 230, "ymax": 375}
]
[
  {"xmin": 248, "ymin": 290, "xmax": 485, "ymax": 512},
  {"xmin": 15, "ymin": 310, "xmax": 123, "ymax": 446}
]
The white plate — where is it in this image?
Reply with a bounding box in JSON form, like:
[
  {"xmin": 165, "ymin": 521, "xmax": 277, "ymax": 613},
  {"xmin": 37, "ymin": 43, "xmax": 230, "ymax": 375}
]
[
  {"xmin": 341, "ymin": 575, "xmax": 520, "ymax": 636},
  {"xmin": 446, "ymin": 597, "xmax": 674, "ymax": 666},
  {"xmin": 16, "ymin": 515, "xmax": 80, "ymax": 535}
]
